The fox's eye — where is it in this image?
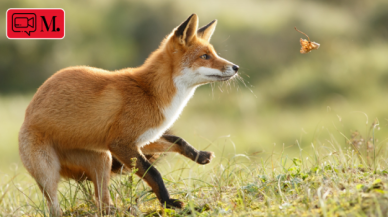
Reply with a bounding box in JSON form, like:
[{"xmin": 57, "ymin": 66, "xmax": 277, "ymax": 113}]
[{"xmin": 200, "ymin": 54, "xmax": 210, "ymax": 60}]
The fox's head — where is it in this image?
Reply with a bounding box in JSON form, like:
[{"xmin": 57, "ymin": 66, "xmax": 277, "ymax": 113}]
[{"xmin": 163, "ymin": 14, "xmax": 239, "ymax": 87}]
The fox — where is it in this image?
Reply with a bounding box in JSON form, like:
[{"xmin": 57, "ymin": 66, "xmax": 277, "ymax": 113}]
[{"xmin": 19, "ymin": 14, "xmax": 239, "ymax": 216}]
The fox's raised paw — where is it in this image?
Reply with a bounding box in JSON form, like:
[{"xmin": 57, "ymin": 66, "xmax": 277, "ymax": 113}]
[{"xmin": 196, "ymin": 151, "xmax": 215, "ymax": 165}]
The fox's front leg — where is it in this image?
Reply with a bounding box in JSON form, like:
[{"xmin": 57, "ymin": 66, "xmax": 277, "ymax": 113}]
[
  {"xmin": 109, "ymin": 143, "xmax": 183, "ymax": 209},
  {"xmin": 141, "ymin": 134, "xmax": 215, "ymax": 165}
]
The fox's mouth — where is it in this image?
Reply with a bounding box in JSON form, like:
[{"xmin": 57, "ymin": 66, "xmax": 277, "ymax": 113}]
[{"xmin": 207, "ymin": 74, "xmax": 235, "ymax": 81}]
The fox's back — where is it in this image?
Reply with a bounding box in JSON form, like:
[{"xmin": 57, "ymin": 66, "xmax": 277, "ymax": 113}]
[{"xmin": 23, "ymin": 66, "xmax": 124, "ymax": 148}]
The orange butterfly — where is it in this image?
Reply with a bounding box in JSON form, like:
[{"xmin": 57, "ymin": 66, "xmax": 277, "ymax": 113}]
[{"xmin": 294, "ymin": 27, "xmax": 320, "ymax": 54}]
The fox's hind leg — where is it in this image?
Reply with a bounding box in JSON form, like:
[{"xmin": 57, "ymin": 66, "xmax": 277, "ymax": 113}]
[
  {"xmin": 57, "ymin": 149, "xmax": 114, "ymax": 214},
  {"xmin": 19, "ymin": 130, "xmax": 62, "ymax": 216},
  {"xmin": 141, "ymin": 134, "xmax": 215, "ymax": 165}
]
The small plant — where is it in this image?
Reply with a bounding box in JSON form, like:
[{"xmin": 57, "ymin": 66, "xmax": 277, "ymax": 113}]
[
  {"xmin": 348, "ymin": 119, "xmax": 380, "ymax": 169},
  {"xmin": 129, "ymin": 157, "xmax": 138, "ymax": 209}
]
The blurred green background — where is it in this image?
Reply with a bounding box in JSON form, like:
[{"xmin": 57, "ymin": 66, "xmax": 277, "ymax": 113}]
[{"xmin": 1, "ymin": 0, "xmax": 388, "ymax": 174}]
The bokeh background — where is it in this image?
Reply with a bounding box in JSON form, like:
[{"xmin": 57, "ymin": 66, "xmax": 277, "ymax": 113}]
[{"xmin": 1, "ymin": 0, "xmax": 388, "ymax": 175}]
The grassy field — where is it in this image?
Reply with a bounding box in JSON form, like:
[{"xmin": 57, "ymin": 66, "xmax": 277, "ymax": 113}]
[
  {"xmin": 1, "ymin": 90, "xmax": 388, "ymax": 216},
  {"xmin": 1, "ymin": 125, "xmax": 388, "ymax": 216}
]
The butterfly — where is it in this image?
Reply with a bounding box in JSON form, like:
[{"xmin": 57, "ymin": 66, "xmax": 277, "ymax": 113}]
[{"xmin": 294, "ymin": 27, "xmax": 320, "ymax": 54}]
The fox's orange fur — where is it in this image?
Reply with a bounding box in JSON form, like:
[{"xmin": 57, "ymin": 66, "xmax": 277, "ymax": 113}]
[{"xmin": 19, "ymin": 14, "xmax": 238, "ymax": 216}]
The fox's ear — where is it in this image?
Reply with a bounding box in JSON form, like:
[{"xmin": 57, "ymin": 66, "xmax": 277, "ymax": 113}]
[
  {"xmin": 197, "ymin": 20, "xmax": 217, "ymax": 42},
  {"xmin": 175, "ymin": 14, "xmax": 198, "ymax": 46}
]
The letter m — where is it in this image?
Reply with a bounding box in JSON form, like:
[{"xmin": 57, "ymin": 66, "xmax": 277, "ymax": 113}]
[{"xmin": 41, "ymin": 16, "xmax": 57, "ymax": 32}]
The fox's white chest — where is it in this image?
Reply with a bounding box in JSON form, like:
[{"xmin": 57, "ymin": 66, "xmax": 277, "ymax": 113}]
[{"xmin": 136, "ymin": 75, "xmax": 196, "ymax": 147}]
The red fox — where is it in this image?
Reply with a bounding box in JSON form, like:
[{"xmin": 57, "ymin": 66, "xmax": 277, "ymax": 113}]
[{"xmin": 19, "ymin": 14, "xmax": 238, "ymax": 216}]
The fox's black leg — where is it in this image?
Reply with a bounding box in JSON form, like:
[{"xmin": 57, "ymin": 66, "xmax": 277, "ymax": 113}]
[
  {"xmin": 162, "ymin": 134, "xmax": 214, "ymax": 165},
  {"xmin": 136, "ymin": 154, "xmax": 183, "ymax": 208},
  {"xmin": 139, "ymin": 134, "xmax": 214, "ymax": 165},
  {"xmin": 109, "ymin": 145, "xmax": 183, "ymax": 209}
]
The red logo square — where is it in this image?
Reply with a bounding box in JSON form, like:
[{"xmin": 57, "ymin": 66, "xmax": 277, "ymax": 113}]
[{"xmin": 6, "ymin": 8, "xmax": 65, "ymax": 39}]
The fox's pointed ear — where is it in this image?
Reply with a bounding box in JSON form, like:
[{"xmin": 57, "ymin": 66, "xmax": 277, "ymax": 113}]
[
  {"xmin": 175, "ymin": 14, "xmax": 198, "ymax": 46},
  {"xmin": 197, "ymin": 19, "xmax": 217, "ymax": 42}
]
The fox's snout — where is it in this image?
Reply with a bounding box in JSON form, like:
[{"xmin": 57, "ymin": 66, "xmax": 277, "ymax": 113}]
[
  {"xmin": 223, "ymin": 64, "xmax": 239, "ymax": 74},
  {"xmin": 232, "ymin": 65, "xmax": 239, "ymax": 72},
  {"xmin": 216, "ymin": 61, "xmax": 239, "ymax": 81}
]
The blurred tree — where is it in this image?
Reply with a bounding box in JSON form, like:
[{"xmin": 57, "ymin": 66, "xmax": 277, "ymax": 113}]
[{"xmin": 0, "ymin": 0, "xmax": 387, "ymax": 110}]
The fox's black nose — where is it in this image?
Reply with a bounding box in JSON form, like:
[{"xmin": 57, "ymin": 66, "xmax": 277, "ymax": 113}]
[{"xmin": 232, "ymin": 65, "xmax": 239, "ymax": 72}]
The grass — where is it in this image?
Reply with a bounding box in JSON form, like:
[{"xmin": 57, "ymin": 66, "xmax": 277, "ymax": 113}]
[
  {"xmin": 1, "ymin": 89, "xmax": 388, "ymax": 216},
  {"xmin": 1, "ymin": 117, "xmax": 388, "ymax": 216}
]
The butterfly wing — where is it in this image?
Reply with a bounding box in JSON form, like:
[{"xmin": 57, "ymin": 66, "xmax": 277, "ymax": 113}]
[
  {"xmin": 299, "ymin": 38, "xmax": 310, "ymax": 54},
  {"xmin": 310, "ymin": 42, "xmax": 320, "ymax": 50}
]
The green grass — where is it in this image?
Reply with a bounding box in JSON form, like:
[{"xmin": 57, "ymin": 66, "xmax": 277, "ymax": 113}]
[
  {"xmin": 1, "ymin": 113, "xmax": 388, "ymax": 216},
  {"xmin": 1, "ymin": 88, "xmax": 388, "ymax": 216}
]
